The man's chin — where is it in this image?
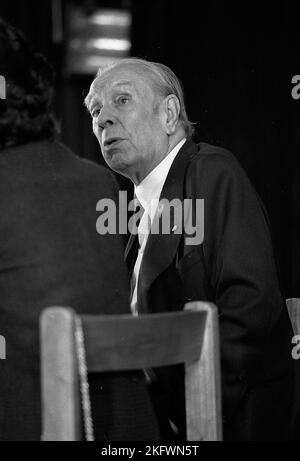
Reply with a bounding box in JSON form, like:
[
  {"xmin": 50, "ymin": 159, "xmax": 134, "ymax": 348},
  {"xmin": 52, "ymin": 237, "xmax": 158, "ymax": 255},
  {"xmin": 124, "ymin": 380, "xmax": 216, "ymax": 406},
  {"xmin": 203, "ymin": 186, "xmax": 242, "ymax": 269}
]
[{"xmin": 104, "ymin": 155, "xmax": 129, "ymax": 176}]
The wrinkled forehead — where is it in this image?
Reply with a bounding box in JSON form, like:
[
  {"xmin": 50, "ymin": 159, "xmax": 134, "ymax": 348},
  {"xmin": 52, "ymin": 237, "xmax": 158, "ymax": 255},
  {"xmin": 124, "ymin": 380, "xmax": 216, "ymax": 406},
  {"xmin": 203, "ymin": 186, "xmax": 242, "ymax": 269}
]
[{"xmin": 86, "ymin": 65, "xmax": 156, "ymax": 107}]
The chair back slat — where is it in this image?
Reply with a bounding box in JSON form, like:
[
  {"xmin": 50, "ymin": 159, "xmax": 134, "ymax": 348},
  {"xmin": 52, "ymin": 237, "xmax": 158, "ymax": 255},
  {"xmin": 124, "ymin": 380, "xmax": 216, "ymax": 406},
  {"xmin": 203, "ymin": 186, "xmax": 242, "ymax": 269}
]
[
  {"xmin": 40, "ymin": 301, "xmax": 222, "ymax": 441},
  {"xmin": 185, "ymin": 302, "xmax": 222, "ymax": 441},
  {"xmin": 81, "ymin": 310, "xmax": 206, "ymax": 372},
  {"xmin": 40, "ymin": 307, "xmax": 82, "ymax": 441}
]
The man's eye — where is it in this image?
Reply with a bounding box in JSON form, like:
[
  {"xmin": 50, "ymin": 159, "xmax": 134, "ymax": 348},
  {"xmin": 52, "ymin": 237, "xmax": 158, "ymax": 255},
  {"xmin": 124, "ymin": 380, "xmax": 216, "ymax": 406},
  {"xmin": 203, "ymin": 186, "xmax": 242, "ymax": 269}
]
[
  {"xmin": 117, "ymin": 96, "xmax": 130, "ymax": 105},
  {"xmin": 91, "ymin": 108, "xmax": 101, "ymax": 118}
]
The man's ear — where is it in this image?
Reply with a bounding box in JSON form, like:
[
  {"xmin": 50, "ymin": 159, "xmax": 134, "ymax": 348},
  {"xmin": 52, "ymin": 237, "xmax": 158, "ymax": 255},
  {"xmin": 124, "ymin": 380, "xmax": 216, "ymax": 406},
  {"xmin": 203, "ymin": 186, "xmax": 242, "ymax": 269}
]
[{"xmin": 163, "ymin": 94, "xmax": 181, "ymax": 135}]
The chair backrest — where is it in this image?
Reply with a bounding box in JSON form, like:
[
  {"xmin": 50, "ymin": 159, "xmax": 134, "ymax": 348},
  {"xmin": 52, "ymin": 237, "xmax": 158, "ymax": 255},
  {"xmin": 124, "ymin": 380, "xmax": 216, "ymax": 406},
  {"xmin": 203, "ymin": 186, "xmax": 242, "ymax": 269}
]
[
  {"xmin": 40, "ymin": 301, "xmax": 222, "ymax": 441},
  {"xmin": 286, "ymin": 298, "xmax": 300, "ymax": 335}
]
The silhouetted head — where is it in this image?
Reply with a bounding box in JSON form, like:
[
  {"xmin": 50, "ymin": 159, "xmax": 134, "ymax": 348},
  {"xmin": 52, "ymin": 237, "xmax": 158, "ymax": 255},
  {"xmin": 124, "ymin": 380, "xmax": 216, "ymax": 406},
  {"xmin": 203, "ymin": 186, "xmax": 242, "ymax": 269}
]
[{"xmin": 0, "ymin": 18, "xmax": 58, "ymax": 150}]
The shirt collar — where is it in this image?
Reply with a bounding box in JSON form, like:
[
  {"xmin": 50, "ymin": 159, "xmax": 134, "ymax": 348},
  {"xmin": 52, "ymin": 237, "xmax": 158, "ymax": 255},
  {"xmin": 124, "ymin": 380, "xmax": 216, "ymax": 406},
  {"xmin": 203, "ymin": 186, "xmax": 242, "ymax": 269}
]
[{"xmin": 134, "ymin": 138, "xmax": 186, "ymax": 213}]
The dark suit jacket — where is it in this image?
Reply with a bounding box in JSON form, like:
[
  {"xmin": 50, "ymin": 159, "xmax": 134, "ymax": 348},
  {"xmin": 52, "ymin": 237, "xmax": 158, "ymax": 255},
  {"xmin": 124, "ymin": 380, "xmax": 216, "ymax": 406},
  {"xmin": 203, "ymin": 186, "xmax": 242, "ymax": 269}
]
[
  {"xmin": 125, "ymin": 140, "xmax": 299, "ymax": 441},
  {"xmin": 0, "ymin": 140, "xmax": 159, "ymax": 441}
]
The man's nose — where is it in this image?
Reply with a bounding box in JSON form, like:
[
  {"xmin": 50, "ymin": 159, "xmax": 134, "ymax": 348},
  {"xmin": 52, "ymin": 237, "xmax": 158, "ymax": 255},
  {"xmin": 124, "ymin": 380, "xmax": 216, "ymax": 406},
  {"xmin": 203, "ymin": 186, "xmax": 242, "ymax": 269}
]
[{"xmin": 96, "ymin": 106, "xmax": 115, "ymax": 129}]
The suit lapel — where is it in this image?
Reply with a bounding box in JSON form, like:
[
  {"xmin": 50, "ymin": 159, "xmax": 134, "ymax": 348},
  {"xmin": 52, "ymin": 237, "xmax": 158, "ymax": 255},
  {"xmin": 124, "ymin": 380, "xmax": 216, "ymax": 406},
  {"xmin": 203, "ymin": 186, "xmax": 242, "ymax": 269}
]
[
  {"xmin": 137, "ymin": 140, "xmax": 199, "ymax": 312},
  {"xmin": 125, "ymin": 232, "xmax": 139, "ymax": 278}
]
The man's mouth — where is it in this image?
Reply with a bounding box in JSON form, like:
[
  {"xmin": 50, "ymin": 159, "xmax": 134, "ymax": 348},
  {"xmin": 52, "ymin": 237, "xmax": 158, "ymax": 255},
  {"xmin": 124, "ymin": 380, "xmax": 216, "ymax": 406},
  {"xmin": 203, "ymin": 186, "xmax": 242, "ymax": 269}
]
[{"xmin": 103, "ymin": 137, "xmax": 123, "ymax": 148}]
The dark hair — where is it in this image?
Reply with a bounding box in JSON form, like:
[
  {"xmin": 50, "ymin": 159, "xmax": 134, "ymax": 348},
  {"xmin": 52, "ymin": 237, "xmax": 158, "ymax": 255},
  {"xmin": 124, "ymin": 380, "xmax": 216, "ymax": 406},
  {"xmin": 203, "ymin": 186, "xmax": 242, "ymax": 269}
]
[{"xmin": 0, "ymin": 18, "xmax": 59, "ymax": 150}]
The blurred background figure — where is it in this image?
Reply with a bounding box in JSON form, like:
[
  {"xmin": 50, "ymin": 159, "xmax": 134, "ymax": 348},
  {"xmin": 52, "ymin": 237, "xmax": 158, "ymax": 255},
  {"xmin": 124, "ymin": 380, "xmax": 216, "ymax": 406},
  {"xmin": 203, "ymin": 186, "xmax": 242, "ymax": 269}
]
[{"xmin": 0, "ymin": 18, "xmax": 159, "ymax": 441}]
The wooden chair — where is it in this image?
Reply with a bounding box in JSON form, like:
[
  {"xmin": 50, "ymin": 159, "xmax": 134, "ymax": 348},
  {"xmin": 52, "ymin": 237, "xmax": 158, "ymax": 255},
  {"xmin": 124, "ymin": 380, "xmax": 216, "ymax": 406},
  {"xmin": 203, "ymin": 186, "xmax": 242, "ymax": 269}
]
[
  {"xmin": 40, "ymin": 301, "xmax": 222, "ymax": 441},
  {"xmin": 286, "ymin": 298, "xmax": 300, "ymax": 335}
]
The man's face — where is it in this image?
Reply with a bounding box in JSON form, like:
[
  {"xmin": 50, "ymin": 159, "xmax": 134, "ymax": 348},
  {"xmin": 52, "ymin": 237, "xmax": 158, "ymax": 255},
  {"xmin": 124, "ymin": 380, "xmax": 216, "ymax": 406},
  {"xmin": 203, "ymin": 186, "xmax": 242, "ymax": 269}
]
[{"xmin": 87, "ymin": 65, "xmax": 169, "ymax": 184}]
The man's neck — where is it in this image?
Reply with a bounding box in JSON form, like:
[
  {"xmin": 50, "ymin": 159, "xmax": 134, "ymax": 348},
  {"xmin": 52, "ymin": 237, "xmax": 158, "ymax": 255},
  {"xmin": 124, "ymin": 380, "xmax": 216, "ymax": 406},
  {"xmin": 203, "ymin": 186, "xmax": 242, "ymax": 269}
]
[
  {"xmin": 134, "ymin": 136, "xmax": 186, "ymax": 215},
  {"xmin": 132, "ymin": 130, "xmax": 186, "ymax": 185}
]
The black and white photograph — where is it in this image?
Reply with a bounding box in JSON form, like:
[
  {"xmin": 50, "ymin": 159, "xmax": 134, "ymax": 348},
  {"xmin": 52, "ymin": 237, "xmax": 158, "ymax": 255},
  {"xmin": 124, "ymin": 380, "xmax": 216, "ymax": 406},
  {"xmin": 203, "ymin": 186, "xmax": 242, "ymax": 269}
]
[{"xmin": 0, "ymin": 0, "xmax": 299, "ymax": 444}]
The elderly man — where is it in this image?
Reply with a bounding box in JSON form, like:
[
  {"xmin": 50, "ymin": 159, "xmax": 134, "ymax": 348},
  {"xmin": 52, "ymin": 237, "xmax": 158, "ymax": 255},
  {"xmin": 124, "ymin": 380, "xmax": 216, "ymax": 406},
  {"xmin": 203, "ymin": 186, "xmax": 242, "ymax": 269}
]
[{"xmin": 85, "ymin": 58, "xmax": 298, "ymax": 441}]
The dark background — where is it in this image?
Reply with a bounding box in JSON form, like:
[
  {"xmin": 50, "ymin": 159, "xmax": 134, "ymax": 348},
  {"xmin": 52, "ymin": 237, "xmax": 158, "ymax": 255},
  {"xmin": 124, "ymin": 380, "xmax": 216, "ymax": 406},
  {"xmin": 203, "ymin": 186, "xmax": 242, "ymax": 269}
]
[{"xmin": 1, "ymin": 0, "xmax": 299, "ymax": 297}]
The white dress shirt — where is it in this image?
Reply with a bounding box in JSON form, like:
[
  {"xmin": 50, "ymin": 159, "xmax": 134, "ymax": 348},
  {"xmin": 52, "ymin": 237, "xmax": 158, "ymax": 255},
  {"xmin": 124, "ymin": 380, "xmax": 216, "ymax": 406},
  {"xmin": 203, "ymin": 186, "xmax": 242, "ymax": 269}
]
[{"xmin": 130, "ymin": 137, "xmax": 186, "ymax": 315}]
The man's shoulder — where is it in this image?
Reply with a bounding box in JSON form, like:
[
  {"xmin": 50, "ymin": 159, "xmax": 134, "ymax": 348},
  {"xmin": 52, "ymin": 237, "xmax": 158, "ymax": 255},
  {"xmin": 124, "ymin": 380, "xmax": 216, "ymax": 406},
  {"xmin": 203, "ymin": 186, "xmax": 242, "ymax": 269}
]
[
  {"xmin": 49, "ymin": 142, "xmax": 120, "ymax": 198},
  {"xmin": 187, "ymin": 141, "xmax": 247, "ymax": 178},
  {"xmin": 0, "ymin": 140, "xmax": 115, "ymax": 182},
  {"xmin": 0, "ymin": 140, "xmax": 119, "ymax": 200},
  {"xmin": 183, "ymin": 141, "xmax": 255, "ymax": 196},
  {"xmin": 195, "ymin": 142, "xmax": 239, "ymax": 166},
  {"xmin": 52, "ymin": 141, "xmax": 115, "ymax": 181}
]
